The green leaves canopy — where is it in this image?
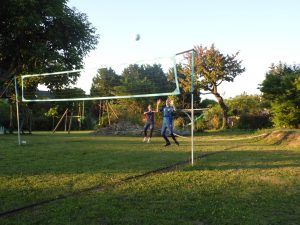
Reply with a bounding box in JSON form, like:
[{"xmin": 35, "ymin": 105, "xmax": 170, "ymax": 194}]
[
  {"xmin": 260, "ymin": 63, "xmax": 300, "ymax": 128},
  {"xmin": 184, "ymin": 44, "xmax": 245, "ymax": 129},
  {"xmin": 90, "ymin": 68, "xmax": 120, "ymax": 97},
  {"xmin": 0, "ymin": 0, "xmax": 99, "ymax": 91}
]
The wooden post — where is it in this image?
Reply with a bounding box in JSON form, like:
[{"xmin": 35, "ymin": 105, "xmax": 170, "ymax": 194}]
[
  {"xmin": 68, "ymin": 111, "xmax": 73, "ymax": 134},
  {"xmin": 64, "ymin": 114, "xmax": 68, "ymax": 131},
  {"xmin": 14, "ymin": 77, "xmax": 21, "ymax": 145},
  {"xmin": 108, "ymin": 102, "xmax": 119, "ymax": 119},
  {"xmin": 53, "ymin": 109, "xmax": 68, "ymax": 134},
  {"xmin": 98, "ymin": 101, "xmax": 102, "ymax": 125},
  {"xmin": 106, "ymin": 101, "xmax": 111, "ymax": 126}
]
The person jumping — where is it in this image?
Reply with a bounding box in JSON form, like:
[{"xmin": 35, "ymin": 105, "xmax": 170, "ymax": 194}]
[
  {"xmin": 158, "ymin": 98, "xmax": 179, "ymax": 147},
  {"xmin": 143, "ymin": 99, "xmax": 160, "ymax": 143}
]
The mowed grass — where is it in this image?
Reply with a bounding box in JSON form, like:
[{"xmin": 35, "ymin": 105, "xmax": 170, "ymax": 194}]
[{"xmin": 0, "ymin": 130, "xmax": 299, "ymax": 225}]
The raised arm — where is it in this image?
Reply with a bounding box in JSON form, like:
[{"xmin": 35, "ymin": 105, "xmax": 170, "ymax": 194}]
[
  {"xmin": 170, "ymin": 99, "xmax": 176, "ymax": 111},
  {"xmin": 155, "ymin": 99, "xmax": 161, "ymax": 112}
]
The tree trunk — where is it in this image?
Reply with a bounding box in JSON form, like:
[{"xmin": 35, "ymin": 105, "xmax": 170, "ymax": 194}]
[{"xmin": 213, "ymin": 92, "xmax": 229, "ymax": 129}]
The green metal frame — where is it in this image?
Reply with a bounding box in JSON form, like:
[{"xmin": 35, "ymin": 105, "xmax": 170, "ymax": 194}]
[{"xmin": 21, "ymin": 56, "xmax": 180, "ymax": 102}]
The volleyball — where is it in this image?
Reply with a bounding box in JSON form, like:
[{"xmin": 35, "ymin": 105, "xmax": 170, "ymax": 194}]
[{"xmin": 135, "ymin": 34, "xmax": 140, "ymax": 41}]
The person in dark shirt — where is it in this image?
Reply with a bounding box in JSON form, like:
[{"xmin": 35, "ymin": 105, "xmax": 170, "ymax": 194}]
[
  {"xmin": 158, "ymin": 98, "xmax": 179, "ymax": 147},
  {"xmin": 143, "ymin": 99, "xmax": 160, "ymax": 143}
]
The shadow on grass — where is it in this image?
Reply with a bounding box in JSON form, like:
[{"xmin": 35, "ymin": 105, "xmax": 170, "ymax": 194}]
[
  {"xmin": 191, "ymin": 149, "xmax": 300, "ymax": 171},
  {"xmin": 0, "ymin": 133, "xmax": 299, "ymax": 220}
]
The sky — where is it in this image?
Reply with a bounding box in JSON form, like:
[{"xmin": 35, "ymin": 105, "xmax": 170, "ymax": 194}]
[{"xmin": 68, "ymin": 0, "xmax": 300, "ymax": 99}]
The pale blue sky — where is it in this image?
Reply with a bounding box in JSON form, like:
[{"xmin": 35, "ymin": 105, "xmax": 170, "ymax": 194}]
[{"xmin": 68, "ymin": 0, "xmax": 300, "ymax": 99}]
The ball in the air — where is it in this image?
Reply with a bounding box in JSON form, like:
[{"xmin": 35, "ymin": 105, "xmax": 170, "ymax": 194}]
[{"xmin": 135, "ymin": 34, "xmax": 140, "ymax": 41}]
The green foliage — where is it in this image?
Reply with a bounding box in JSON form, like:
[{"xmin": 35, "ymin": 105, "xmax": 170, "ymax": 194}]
[
  {"xmin": 194, "ymin": 117, "xmax": 207, "ymax": 132},
  {"xmin": 224, "ymin": 93, "xmax": 272, "ymax": 129},
  {"xmin": 0, "ymin": 0, "xmax": 98, "ymax": 93},
  {"xmin": 44, "ymin": 106, "xmax": 59, "ymax": 118},
  {"xmin": 226, "ymin": 93, "xmax": 267, "ymax": 116},
  {"xmin": 117, "ymin": 101, "xmax": 144, "ymax": 126},
  {"xmin": 204, "ymin": 104, "xmax": 222, "ymax": 130},
  {"xmin": 117, "ymin": 64, "xmax": 172, "ymax": 96},
  {"xmin": 271, "ymin": 101, "xmax": 300, "ymax": 128},
  {"xmin": 0, "ymin": 100, "xmax": 10, "ymax": 127},
  {"xmin": 200, "ymin": 98, "xmax": 218, "ymax": 108},
  {"xmin": 237, "ymin": 114, "xmax": 272, "ymax": 129},
  {"xmin": 0, "ymin": 0, "xmax": 99, "ymax": 132},
  {"xmin": 173, "ymin": 117, "xmax": 185, "ymax": 130},
  {"xmin": 173, "ymin": 63, "xmax": 201, "ymax": 109},
  {"xmin": 90, "ymin": 63, "xmax": 173, "ymax": 122},
  {"xmin": 184, "ymin": 44, "xmax": 245, "ymax": 129},
  {"xmin": 193, "ymin": 45, "xmax": 245, "ymax": 92},
  {"xmin": 260, "ymin": 63, "xmax": 300, "ymax": 128},
  {"xmin": 90, "ymin": 68, "xmax": 120, "ymax": 97}
]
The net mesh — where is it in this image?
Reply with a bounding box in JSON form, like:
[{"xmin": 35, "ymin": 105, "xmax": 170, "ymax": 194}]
[{"xmin": 21, "ymin": 56, "xmax": 179, "ymax": 102}]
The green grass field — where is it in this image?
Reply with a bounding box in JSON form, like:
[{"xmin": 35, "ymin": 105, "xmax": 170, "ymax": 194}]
[{"xmin": 0, "ymin": 130, "xmax": 299, "ymax": 225}]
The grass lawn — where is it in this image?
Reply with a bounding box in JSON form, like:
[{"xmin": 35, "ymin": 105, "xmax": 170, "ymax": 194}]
[{"xmin": 0, "ymin": 130, "xmax": 299, "ymax": 225}]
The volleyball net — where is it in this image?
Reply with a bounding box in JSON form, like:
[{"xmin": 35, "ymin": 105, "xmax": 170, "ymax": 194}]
[{"xmin": 21, "ymin": 55, "xmax": 180, "ymax": 102}]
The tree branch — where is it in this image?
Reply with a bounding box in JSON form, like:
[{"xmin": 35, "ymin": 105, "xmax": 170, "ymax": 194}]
[{"xmin": 216, "ymin": 80, "xmax": 223, "ymax": 86}]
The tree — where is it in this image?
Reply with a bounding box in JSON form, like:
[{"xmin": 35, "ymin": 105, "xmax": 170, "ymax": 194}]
[
  {"xmin": 0, "ymin": 0, "xmax": 99, "ymax": 92},
  {"xmin": 186, "ymin": 45, "xmax": 245, "ymax": 129},
  {"xmin": 0, "ymin": 100, "xmax": 10, "ymax": 129},
  {"xmin": 260, "ymin": 63, "xmax": 300, "ymax": 128},
  {"xmin": 225, "ymin": 93, "xmax": 272, "ymax": 129},
  {"xmin": 116, "ymin": 63, "xmax": 172, "ymax": 107},
  {"xmin": 90, "ymin": 68, "xmax": 120, "ymax": 97},
  {"xmin": 226, "ymin": 93, "xmax": 268, "ymax": 116},
  {"xmin": 172, "ymin": 63, "xmax": 201, "ymax": 109},
  {"xmin": 118, "ymin": 64, "xmax": 170, "ymax": 95},
  {"xmin": 200, "ymin": 98, "xmax": 218, "ymax": 108},
  {"xmin": 44, "ymin": 106, "xmax": 58, "ymax": 130}
]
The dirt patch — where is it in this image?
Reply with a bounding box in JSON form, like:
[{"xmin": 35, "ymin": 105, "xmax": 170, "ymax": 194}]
[
  {"xmin": 263, "ymin": 130, "xmax": 300, "ymax": 147},
  {"xmin": 264, "ymin": 130, "xmax": 293, "ymax": 145},
  {"xmin": 287, "ymin": 133, "xmax": 300, "ymax": 147},
  {"xmin": 94, "ymin": 121, "xmax": 144, "ymax": 136},
  {"xmin": 93, "ymin": 120, "xmax": 190, "ymax": 137}
]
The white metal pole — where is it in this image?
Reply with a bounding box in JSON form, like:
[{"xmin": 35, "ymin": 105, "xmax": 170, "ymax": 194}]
[
  {"xmin": 191, "ymin": 92, "xmax": 194, "ymax": 165},
  {"xmin": 14, "ymin": 76, "xmax": 21, "ymax": 146},
  {"xmin": 175, "ymin": 48, "xmax": 196, "ymax": 166},
  {"xmin": 191, "ymin": 50, "xmax": 195, "ymax": 166}
]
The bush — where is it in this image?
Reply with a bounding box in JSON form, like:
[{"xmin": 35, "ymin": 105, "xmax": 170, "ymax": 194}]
[
  {"xmin": 237, "ymin": 114, "xmax": 272, "ymax": 129},
  {"xmin": 0, "ymin": 101, "xmax": 11, "ymax": 128},
  {"xmin": 194, "ymin": 118, "xmax": 207, "ymax": 132},
  {"xmin": 31, "ymin": 116, "xmax": 52, "ymax": 131},
  {"xmin": 174, "ymin": 117, "xmax": 185, "ymax": 130},
  {"xmin": 204, "ymin": 105, "xmax": 222, "ymax": 130},
  {"xmin": 271, "ymin": 101, "xmax": 300, "ymax": 128}
]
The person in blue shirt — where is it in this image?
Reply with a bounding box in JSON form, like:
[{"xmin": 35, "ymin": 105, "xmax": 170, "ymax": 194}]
[
  {"xmin": 143, "ymin": 99, "xmax": 160, "ymax": 143},
  {"xmin": 158, "ymin": 98, "xmax": 179, "ymax": 146}
]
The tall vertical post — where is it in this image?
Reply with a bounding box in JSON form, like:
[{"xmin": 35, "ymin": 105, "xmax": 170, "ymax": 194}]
[
  {"xmin": 191, "ymin": 50, "xmax": 195, "ymax": 165},
  {"xmin": 14, "ymin": 76, "xmax": 21, "ymax": 146},
  {"xmin": 82, "ymin": 101, "xmax": 85, "ymax": 118},
  {"xmin": 176, "ymin": 48, "xmax": 196, "ymax": 166}
]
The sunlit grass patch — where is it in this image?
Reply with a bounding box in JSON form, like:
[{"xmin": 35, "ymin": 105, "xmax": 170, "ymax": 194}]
[{"xmin": 0, "ymin": 130, "xmax": 299, "ymax": 225}]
